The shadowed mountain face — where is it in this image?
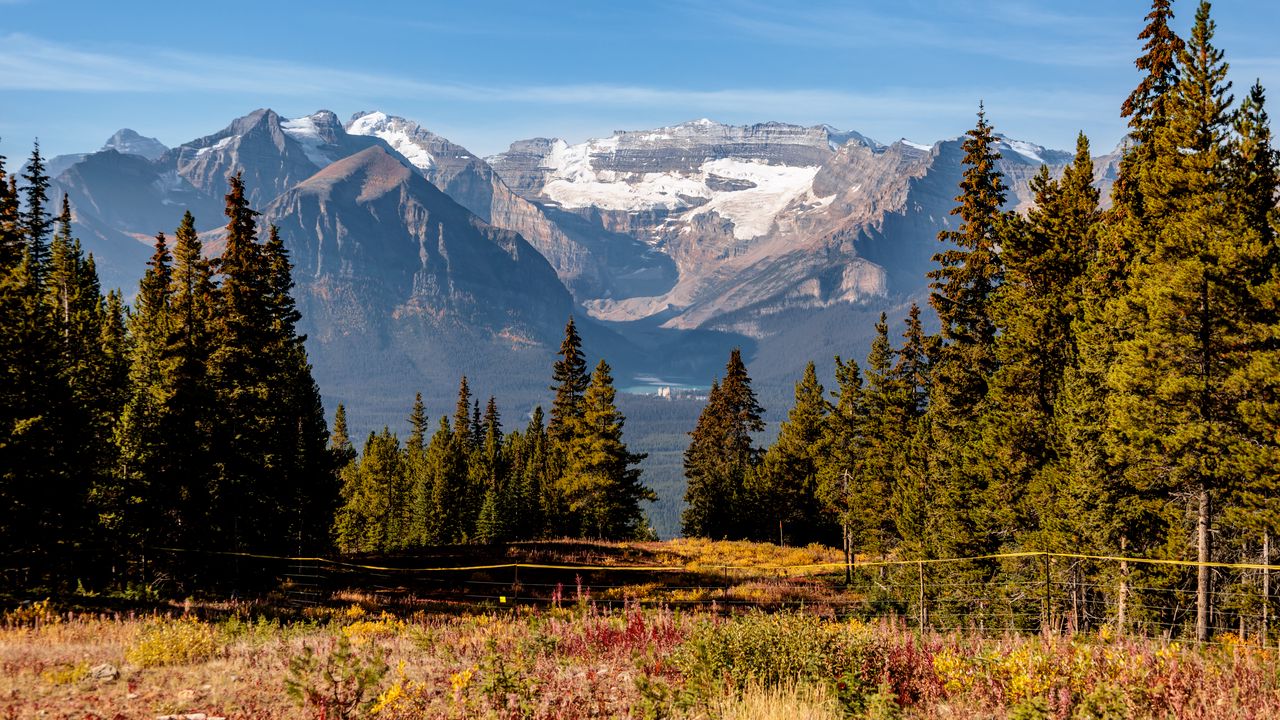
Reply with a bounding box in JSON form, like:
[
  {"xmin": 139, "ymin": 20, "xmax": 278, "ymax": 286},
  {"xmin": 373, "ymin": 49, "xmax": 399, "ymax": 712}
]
[{"xmin": 265, "ymin": 145, "xmax": 573, "ymax": 338}]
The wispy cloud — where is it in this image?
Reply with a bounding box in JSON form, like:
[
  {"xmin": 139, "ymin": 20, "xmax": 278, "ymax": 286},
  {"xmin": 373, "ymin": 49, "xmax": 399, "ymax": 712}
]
[
  {"xmin": 0, "ymin": 32, "xmax": 1123, "ymax": 153},
  {"xmin": 0, "ymin": 33, "xmax": 479, "ymax": 97},
  {"xmin": 678, "ymin": 0, "xmax": 1133, "ymax": 69},
  {"xmin": 0, "ymin": 33, "xmax": 1111, "ymax": 112}
]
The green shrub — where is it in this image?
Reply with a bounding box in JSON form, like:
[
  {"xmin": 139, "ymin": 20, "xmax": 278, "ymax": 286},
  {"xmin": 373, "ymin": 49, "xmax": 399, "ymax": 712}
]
[
  {"xmin": 674, "ymin": 612, "xmax": 869, "ymax": 704},
  {"xmin": 125, "ymin": 618, "xmax": 219, "ymax": 667},
  {"xmin": 1009, "ymin": 696, "xmax": 1051, "ymax": 720},
  {"xmin": 1073, "ymin": 684, "xmax": 1129, "ymax": 720},
  {"xmin": 285, "ymin": 634, "xmax": 388, "ymax": 720}
]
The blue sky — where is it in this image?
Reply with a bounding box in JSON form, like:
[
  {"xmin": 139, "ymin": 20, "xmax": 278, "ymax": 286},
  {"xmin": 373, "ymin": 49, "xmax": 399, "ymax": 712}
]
[{"xmin": 2, "ymin": 0, "xmax": 1279, "ymax": 161}]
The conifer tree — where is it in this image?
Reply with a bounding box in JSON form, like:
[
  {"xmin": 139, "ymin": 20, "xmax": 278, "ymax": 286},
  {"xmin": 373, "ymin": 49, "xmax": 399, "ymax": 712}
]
[
  {"xmin": 205, "ymin": 174, "xmax": 334, "ymax": 553},
  {"xmin": 818, "ymin": 355, "xmax": 873, "ymax": 561},
  {"xmin": 561, "ymin": 360, "xmax": 653, "ymax": 538},
  {"xmin": 425, "ymin": 416, "xmax": 468, "ymax": 544},
  {"xmin": 925, "ymin": 106, "xmax": 1009, "ymax": 569},
  {"xmin": 333, "ymin": 429, "xmax": 405, "ymax": 552},
  {"xmin": 843, "ymin": 315, "xmax": 909, "ymax": 556},
  {"xmin": 515, "ymin": 406, "xmax": 550, "ymax": 538},
  {"xmin": 453, "ymin": 376, "xmax": 474, "ymax": 452},
  {"xmin": 891, "ymin": 305, "xmax": 936, "ymax": 558},
  {"xmin": 0, "ymin": 155, "xmax": 21, "ymax": 270},
  {"xmin": 0, "ymin": 156, "xmax": 71, "ymax": 566},
  {"xmin": 408, "ymin": 393, "xmax": 428, "ymax": 453},
  {"xmin": 20, "ymin": 143, "xmax": 52, "ymax": 282},
  {"xmin": 404, "ymin": 393, "xmax": 429, "ymax": 545},
  {"xmin": 986, "ymin": 135, "xmax": 1099, "ymax": 551},
  {"xmin": 549, "ymin": 317, "xmax": 589, "ymax": 442},
  {"xmin": 1116, "ymin": 0, "xmax": 1186, "ymax": 217},
  {"xmin": 43, "ymin": 196, "xmax": 116, "ymax": 553},
  {"xmin": 1107, "ymin": 1, "xmax": 1249, "ymax": 642},
  {"xmin": 682, "ymin": 349, "xmax": 764, "ymax": 539},
  {"xmin": 115, "ymin": 234, "xmax": 178, "ymax": 549},
  {"xmin": 759, "ymin": 362, "xmax": 831, "ymax": 545},
  {"xmin": 331, "ymin": 404, "xmax": 357, "ymax": 467}
]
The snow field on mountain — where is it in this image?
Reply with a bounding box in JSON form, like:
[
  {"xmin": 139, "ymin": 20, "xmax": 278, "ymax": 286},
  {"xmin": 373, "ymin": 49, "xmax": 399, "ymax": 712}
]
[
  {"xmin": 346, "ymin": 111, "xmax": 437, "ymax": 171},
  {"xmin": 540, "ymin": 137, "xmax": 821, "ymax": 240},
  {"xmin": 280, "ymin": 115, "xmax": 334, "ymax": 168}
]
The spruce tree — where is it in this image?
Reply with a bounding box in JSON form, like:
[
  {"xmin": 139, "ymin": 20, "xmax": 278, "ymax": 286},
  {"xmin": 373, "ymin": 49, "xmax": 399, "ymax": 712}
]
[
  {"xmin": 986, "ymin": 135, "xmax": 1099, "ymax": 552},
  {"xmin": 408, "ymin": 392, "xmax": 428, "ymax": 453},
  {"xmin": 0, "ymin": 155, "xmax": 21, "ymax": 270},
  {"xmin": 549, "ymin": 317, "xmax": 589, "ymax": 442},
  {"xmin": 516, "ymin": 406, "xmax": 550, "ymax": 538},
  {"xmin": 1116, "ymin": 0, "xmax": 1186, "ymax": 218},
  {"xmin": 845, "ymin": 315, "xmax": 909, "ymax": 557},
  {"xmin": 404, "ymin": 393, "xmax": 429, "ymax": 546},
  {"xmin": 116, "ymin": 234, "xmax": 177, "ymax": 551},
  {"xmin": 682, "ymin": 349, "xmax": 764, "ymax": 539},
  {"xmin": 1107, "ymin": 1, "xmax": 1249, "ymax": 642},
  {"xmin": 20, "ymin": 142, "xmax": 52, "ymax": 283},
  {"xmin": 891, "ymin": 305, "xmax": 936, "ymax": 560},
  {"xmin": 925, "ymin": 106, "xmax": 1009, "ymax": 576},
  {"xmin": 561, "ymin": 359, "xmax": 653, "ymax": 538},
  {"xmin": 331, "ymin": 404, "xmax": 357, "ymax": 467},
  {"xmin": 819, "ymin": 355, "xmax": 872, "ymax": 563},
  {"xmin": 425, "ymin": 416, "xmax": 468, "ymax": 544},
  {"xmin": 759, "ymin": 362, "xmax": 831, "ymax": 545},
  {"xmin": 453, "ymin": 376, "xmax": 474, "ymax": 452}
]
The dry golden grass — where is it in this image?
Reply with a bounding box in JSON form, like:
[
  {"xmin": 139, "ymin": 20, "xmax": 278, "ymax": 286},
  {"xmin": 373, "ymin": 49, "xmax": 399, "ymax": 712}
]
[
  {"xmin": 700, "ymin": 682, "xmax": 843, "ymax": 720},
  {"xmin": 651, "ymin": 537, "xmax": 845, "ymax": 575}
]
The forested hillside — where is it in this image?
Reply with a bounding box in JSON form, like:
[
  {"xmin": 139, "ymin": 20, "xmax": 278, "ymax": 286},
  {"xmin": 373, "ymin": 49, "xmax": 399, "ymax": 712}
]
[{"xmin": 679, "ymin": 0, "xmax": 1280, "ymax": 643}]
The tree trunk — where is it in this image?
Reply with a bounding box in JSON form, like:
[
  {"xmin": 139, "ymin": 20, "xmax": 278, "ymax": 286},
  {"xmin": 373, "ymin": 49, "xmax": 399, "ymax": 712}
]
[{"xmin": 1197, "ymin": 486, "xmax": 1211, "ymax": 644}]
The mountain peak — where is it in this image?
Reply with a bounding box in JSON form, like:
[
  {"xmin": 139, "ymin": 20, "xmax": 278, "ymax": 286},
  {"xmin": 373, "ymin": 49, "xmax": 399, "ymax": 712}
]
[
  {"xmin": 298, "ymin": 145, "xmax": 413, "ymax": 203},
  {"xmin": 101, "ymin": 128, "xmax": 167, "ymax": 160},
  {"xmin": 346, "ymin": 111, "xmax": 443, "ymax": 171}
]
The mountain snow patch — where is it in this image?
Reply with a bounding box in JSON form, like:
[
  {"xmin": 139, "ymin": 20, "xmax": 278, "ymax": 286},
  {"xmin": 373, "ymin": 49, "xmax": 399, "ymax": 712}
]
[
  {"xmin": 195, "ymin": 136, "xmax": 235, "ymax": 157},
  {"xmin": 689, "ymin": 159, "xmax": 820, "ymax": 239},
  {"xmin": 541, "ymin": 142, "xmax": 819, "ymax": 240},
  {"xmin": 347, "ymin": 111, "xmax": 436, "ymax": 171},
  {"xmin": 1002, "ymin": 139, "xmax": 1045, "ymax": 163},
  {"xmin": 281, "ymin": 115, "xmax": 334, "ymax": 168}
]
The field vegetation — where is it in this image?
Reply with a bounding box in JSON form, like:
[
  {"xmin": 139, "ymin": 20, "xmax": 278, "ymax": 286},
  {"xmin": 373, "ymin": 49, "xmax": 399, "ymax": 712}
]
[
  {"xmin": 4, "ymin": 537, "xmax": 1278, "ymax": 719},
  {"xmin": 4, "ymin": 596, "xmax": 1278, "ymax": 719}
]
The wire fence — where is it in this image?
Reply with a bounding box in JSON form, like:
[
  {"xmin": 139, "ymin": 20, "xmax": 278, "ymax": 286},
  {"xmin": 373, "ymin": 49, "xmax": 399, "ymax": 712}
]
[{"xmin": 119, "ymin": 546, "xmax": 1279, "ymax": 645}]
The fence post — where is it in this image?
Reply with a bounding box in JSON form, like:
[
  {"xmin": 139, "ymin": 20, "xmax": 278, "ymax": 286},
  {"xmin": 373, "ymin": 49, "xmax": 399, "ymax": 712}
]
[
  {"xmin": 513, "ymin": 564, "xmax": 520, "ymax": 605},
  {"xmin": 1264, "ymin": 531, "xmax": 1272, "ymax": 646},
  {"xmin": 1118, "ymin": 537, "xmax": 1129, "ymax": 631},
  {"xmin": 1042, "ymin": 552, "xmax": 1051, "ymax": 632},
  {"xmin": 917, "ymin": 560, "xmax": 926, "ymax": 629}
]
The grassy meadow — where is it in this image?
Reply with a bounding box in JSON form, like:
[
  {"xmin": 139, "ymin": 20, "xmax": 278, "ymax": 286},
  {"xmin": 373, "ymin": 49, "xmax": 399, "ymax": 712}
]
[{"xmin": 3, "ymin": 539, "xmax": 1278, "ymax": 719}]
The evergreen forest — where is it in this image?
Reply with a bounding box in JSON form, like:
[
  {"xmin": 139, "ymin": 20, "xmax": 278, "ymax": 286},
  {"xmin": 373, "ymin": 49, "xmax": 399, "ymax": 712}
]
[
  {"xmin": 0, "ymin": 0, "xmax": 1277, "ymax": 646},
  {"xmin": 682, "ymin": 0, "xmax": 1280, "ymax": 642}
]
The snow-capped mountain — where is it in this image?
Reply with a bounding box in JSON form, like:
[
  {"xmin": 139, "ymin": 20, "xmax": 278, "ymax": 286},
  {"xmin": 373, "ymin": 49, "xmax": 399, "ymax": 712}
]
[
  {"xmin": 343, "ymin": 111, "xmax": 671, "ymax": 299},
  {"xmin": 102, "ymin": 129, "xmax": 168, "ymax": 161},
  {"xmin": 485, "ymin": 120, "xmax": 1071, "ymax": 337}
]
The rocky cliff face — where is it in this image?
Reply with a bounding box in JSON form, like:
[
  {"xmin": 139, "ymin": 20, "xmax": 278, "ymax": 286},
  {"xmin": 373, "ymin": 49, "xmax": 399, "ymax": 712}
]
[
  {"xmin": 264, "ymin": 145, "xmax": 573, "ymax": 339},
  {"xmin": 489, "ymin": 120, "xmax": 1105, "ymax": 338}
]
